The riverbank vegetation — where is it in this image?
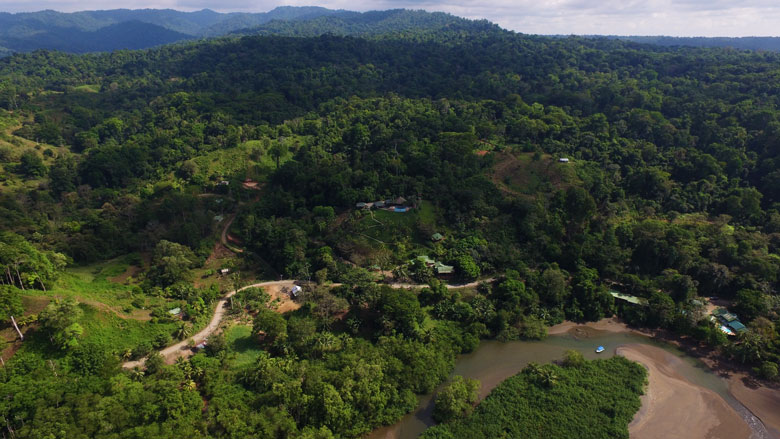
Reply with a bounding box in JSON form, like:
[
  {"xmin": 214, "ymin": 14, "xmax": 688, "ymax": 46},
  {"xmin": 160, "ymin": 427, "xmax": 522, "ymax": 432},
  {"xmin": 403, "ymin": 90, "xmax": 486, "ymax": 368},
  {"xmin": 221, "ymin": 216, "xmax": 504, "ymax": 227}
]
[
  {"xmin": 422, "ymin": 354, "xmax": 647, "ymax": 439},
  {"xmin": 0, "ymin": 8, "xmax": 778, "ymax": 438}
]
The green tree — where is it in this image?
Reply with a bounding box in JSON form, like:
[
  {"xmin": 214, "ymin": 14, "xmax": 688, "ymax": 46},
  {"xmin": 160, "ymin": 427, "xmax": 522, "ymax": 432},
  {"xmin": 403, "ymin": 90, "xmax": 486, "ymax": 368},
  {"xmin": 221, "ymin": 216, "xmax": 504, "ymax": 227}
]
[
  {"xmin": 562, "ymin": 349, "xmax": 585, "ymax": 368},
  {"xmin": 270, "ymin": 140, "xmax": 288, "ymax": 169},
  {"xmin": 455, "ymin": 254, "xmax": 480, "ymax": 281},
  {"xmin": 253, "ymin": 308, "xmax": 288, "ymax": 344},
  {"xmin": 734, "ymin": 289, "xmax": 767, "ymax": 322},
  {"xmin": 147, "ymin": 240, "xmax": 196, "ymax": 287},
  {"xmin": 433, "ymin": 375, "xmax": 481, "ymax": 422},
  {"xmin": 0, "ymin": 285, "xmax": 24, "ymax": 339},
  {"xmin": 38, "ymin": 298, "xmax": 83, "ymax": 350},
  {"xmin": 19, "ymin": 150, "xmax": 46, "ymax": 177}
]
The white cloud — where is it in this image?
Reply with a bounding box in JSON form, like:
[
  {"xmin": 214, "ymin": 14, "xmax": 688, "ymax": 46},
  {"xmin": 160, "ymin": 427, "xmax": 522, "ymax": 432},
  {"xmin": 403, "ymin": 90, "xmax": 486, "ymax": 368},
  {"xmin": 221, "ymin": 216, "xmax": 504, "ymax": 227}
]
[{"xmin": 0, "ymin": 0, "xmax": 779, "ymax": 36}]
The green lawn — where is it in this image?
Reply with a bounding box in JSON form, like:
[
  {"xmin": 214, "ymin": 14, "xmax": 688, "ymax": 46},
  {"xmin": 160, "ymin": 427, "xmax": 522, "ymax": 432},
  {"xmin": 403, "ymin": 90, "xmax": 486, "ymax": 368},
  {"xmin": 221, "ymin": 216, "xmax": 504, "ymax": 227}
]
[
  {"xmin": 44, "ymin": 254, "xmax": 144, "ymax": 310},
  {"xmin": 225, "ymin": 324, "xmax": 265, "ymax": 366},
  {"xmin": 77, "ymin": 303, "xmax": 177, "ymax": 352},
  {"xmin": 190, "ymin": 137, "xmax": 302, "ymax": 183}
]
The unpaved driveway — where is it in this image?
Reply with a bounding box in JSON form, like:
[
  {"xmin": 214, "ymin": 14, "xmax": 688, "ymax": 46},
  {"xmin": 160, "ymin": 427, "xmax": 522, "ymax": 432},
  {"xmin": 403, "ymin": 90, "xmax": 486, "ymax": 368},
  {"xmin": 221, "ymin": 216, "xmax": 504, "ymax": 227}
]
[{"xmin": 122, "ymin": 280, "xmax": 295, "ymax": 368}]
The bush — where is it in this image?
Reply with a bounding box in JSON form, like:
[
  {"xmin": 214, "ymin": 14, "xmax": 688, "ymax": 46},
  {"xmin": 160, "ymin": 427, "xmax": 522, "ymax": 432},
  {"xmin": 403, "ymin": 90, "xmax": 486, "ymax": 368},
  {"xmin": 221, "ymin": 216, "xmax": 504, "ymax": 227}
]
[
  {"xmin": 562, "ymin": 350, "xmax": 586, "ymax": 368},
  {"xmin": 756, "ymin": 361, "xmax": 778, "ymax": 381},
  {"xmin": 433, "ymin": 376, "xmax": 481, "ymax": 423},
  {"xmin": 132, "ymin": 341, "xmax": 153, "ymax": 360},
  {"xmin": 153, "ymin": 332, "xmax": 172, "ymax": 349}
]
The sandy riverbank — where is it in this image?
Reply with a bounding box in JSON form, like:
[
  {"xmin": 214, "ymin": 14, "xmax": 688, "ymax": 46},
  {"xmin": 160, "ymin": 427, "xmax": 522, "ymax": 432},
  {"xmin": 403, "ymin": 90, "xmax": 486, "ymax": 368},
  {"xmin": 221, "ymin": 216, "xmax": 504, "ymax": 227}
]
[
  {"xmin": 729, "ymin": 374, "xmax": 780, "ymax": 438},
  {"xmin": 547, "ymin": 316, "xmax": 644, "ymax": 336},
  {"xmin": 551, "ymin": 318, "xmax": 780, "ymax": 439},
  {"xmin": 618, "ymin": 344, "xmax": 752, "ymax": 439}
]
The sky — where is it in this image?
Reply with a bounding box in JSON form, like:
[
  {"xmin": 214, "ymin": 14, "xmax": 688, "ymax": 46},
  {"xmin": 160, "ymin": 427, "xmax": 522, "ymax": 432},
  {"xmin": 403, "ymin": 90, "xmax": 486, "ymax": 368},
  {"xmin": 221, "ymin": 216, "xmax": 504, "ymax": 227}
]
[{"xmin": 1, "ymin": 0, "xmax": 779, "ymax": 37}]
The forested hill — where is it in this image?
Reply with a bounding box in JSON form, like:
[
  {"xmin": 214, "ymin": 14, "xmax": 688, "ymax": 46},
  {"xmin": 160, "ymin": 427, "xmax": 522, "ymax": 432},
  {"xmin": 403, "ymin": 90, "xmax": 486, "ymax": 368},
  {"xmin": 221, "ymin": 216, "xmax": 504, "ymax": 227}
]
[
  {"xmin": 231, "ymin": 9, "xmax": 501, "ymax": 40},
  {"xmin": 2, "ymin": 13, "xmax": 780, "ymax": 439},
  {"xmin": 602, "ymin": 35, "xmax": 780, "ymax": 52}
]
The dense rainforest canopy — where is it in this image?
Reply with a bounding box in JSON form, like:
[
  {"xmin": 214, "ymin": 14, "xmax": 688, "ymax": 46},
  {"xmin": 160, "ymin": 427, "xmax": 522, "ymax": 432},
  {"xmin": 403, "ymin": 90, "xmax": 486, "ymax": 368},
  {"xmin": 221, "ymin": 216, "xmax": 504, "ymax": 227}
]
[{"xmin": 0, "ymin": 10, "xmax": 778, "ymax": 438}]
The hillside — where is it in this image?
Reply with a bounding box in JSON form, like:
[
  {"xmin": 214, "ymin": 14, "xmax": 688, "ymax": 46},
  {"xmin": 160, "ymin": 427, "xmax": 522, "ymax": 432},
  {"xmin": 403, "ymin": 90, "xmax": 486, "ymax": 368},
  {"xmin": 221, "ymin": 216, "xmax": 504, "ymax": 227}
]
[
  {"xmin": 0, "ymin": 12, "xmax": 779, "ymax": 439},
  {"xmin": 233, "ymin": 9, "xmax": 501, "ymax": 40},
  {"xmin": 603, "ymin": 35, "xmax": 780, "ymax": 52}
]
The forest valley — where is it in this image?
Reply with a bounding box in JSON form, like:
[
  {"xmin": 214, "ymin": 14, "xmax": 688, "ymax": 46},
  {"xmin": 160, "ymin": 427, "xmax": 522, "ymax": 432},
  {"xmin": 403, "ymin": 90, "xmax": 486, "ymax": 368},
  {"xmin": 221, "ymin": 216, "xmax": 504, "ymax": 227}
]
[{"xmin": 0, "ymin": 13, "xmax": 778, "ymax": 439}]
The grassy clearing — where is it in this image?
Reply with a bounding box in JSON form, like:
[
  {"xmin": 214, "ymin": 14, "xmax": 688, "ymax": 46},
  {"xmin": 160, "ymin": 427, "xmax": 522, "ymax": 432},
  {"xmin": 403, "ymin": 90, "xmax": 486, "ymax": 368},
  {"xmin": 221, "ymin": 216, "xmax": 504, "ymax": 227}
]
[
  {"xmin": 73, "ymin": 84, "xmax": 100, "ymax": 93},
  {"xmin": 190, "ymin": 137, "xmax": 300, "ymax": 183},
  {"xmin": 490, "ymin": 151, "xmax": 581, "ymax": 197},
  {"xmin": 360, "ymin": 200, "xmax": 436, "ymax": 244},
  {"xmin": 48, "ymin": 255, "xmax": 143, "ymax": 307},
  {"xmin": 77, "ymin": 303, "xmax": 177, "ymax": 351},
  {"xmin": 225, "ymin": 324, "xmax": 264, "ymax": 366}
]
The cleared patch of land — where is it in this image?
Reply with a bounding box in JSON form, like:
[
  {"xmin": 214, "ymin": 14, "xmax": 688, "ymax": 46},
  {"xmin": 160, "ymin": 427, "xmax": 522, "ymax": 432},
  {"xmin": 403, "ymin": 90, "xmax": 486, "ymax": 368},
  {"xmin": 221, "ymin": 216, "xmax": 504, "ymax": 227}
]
[{"xmin": 488, "ymin": 151, "xmax": 580, "ymax": 198}]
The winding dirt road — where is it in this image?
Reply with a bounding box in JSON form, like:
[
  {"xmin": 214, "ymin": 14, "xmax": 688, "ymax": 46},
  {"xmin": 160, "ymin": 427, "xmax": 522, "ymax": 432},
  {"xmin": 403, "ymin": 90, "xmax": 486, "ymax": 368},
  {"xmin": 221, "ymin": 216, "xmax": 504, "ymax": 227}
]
[
  {"xmin": 122, "ymin": 183, "xmax": 494, "ymax": 368},
  {"xmin": 122, "ymin": 280, "xmax": 296, "ymax": 369},
  {"xmin": 121, "ymin": 277, "xmax": 493, "ymax": 368}
]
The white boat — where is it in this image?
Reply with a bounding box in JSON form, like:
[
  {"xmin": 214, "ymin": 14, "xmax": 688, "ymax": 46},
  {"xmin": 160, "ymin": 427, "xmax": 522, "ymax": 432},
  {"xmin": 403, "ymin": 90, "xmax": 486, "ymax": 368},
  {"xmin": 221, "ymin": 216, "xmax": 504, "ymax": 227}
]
[{"xmin": 595, "ymin": 346, "xmax": 605, "ymax": 353}]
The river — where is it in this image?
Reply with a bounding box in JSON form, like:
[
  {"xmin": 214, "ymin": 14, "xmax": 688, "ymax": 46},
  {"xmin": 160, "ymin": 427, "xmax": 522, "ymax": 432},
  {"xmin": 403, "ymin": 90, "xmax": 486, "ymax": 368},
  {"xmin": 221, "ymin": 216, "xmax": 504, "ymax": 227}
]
[{"xmin": 368, "ymin": 324, "xmax": 772, "ymax": 439}]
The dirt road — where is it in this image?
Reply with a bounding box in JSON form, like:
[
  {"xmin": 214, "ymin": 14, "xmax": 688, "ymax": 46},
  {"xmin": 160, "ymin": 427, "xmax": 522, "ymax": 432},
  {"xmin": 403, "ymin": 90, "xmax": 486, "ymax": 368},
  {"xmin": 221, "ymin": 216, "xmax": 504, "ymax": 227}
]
[{"xmin": 122, "ymin": 280, "xmax": 295, "ymax": 369}]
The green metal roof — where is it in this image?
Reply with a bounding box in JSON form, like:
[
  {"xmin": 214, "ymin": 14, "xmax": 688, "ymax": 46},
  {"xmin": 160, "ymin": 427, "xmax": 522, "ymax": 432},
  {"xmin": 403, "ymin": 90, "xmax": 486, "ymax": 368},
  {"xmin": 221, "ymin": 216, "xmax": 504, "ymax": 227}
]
[
  {"xmin": 415, "ymin": 255, "xmax": 435, "ymax": 265},
  {"xmin": 609, "ymin": 291, "xmax": 649, "ymax": 306},
  {"xmin": 721, "ymin": 312, "xmax": 738, "ymax": 322},
  {"xmin": 435, "ymin": 263, "xmax": 455, "ymax": 274},
  {"xmin": 728, "ymin": 321, "xmax": 747, "ymax": 332}
]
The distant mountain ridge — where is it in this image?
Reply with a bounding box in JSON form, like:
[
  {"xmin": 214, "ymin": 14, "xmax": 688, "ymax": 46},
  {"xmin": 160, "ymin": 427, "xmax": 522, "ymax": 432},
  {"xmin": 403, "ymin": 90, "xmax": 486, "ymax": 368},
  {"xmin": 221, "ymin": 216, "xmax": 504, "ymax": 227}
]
[
  {"xmin": 2, "ymin": 7, "xmax": 780, "ymax": 57},
  {"xmin": 0, "ymin": 21, "xmax": 190, "ymax": 53},
  {"xmin": 0, "ymin": 6, "xmax": 346, "ymax": 55}
]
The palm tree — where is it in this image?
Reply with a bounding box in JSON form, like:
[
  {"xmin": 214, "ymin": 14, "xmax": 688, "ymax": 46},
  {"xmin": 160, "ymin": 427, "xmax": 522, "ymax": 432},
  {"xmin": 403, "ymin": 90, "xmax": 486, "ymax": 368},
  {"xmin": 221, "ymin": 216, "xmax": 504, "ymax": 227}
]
[
  {"xmin": 121, "ymin": 348, "xmax": 133, "ymax": 361},
  {"xmin": 524, "ymin": 362, "xmax": 542, "ymax": 377},
  {"xmin": 538, "ymin": 368, "xmax": 559, "ymax": 388},
  {"xmin": 524, "ymin": 363, "xmax": 558, "ymax": 388},
  {"xmin": 175, "ymin": 322, "xmax": 192, "ymax": 340}
]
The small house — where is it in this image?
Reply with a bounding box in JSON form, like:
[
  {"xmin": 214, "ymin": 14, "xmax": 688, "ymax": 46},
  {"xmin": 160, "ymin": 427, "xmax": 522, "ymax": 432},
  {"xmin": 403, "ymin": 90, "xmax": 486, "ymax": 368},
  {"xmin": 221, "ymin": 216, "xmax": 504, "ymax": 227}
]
[
  {"xmin": 393, "ymin": 196, "xmax": 407, "ymax": 206},
  {"xmin": 356, "ymin": 202, "xmax": 368, "ymax": 209},
  {"xmin": 218, "ymin": 180, "xmax": 230, "ymax": 186},
  {"xmin": 415, "ymin": 255, "xmax": 436, "ymax": 267},
  {"xmin": 290, "ymin": 285, "xmax": 302, "ymax": 298},
  {"xmin": 720, "ymin": 312, "xmax": 738, "ymax": 323},
  {"xmin": 374, "ymin": 200, "xmax": 386, "ymax": 209},
  {"xmin": 168, "ymin": 307, "xmax": 182, "ymax": 317},
  {"xmin": 195, "ymin": 341, "xmax": 207, "ymax": 350},
  {"xmin": 431, "ymin": 233, "xmax": 444, "ymax": 242},
  {"xmin": 728, "ymin": 321, "xmax": 747, "ymax": 334},
  {"xmin": 558, "ymin": 158, "xmax": 570, "ymax": 163},
  {"xmin": 219, "ymin": 268, "xmax": 231, "ymax": 275},
  {"xmin": 609, "ymin": 291, "xmax": 649, "ymax": 306},
  {"xmin": 434, "ymin": 262, "xmax": 455, "ymax": 275}
]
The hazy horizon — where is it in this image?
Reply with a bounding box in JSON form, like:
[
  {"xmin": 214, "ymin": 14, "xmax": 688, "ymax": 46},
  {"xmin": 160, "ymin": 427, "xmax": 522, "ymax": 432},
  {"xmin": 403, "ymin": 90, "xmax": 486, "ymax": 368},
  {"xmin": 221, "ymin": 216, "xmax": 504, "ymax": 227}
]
[{"xmin": 0, "ymin": 1, "xmax": 779, "ymax": 38}]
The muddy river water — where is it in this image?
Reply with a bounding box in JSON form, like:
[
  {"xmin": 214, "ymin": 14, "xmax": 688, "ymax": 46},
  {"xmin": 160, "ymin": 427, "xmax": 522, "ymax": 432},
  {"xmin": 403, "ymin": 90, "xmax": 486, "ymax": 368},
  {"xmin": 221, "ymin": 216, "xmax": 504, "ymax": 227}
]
[{"xmin": 368, "ymin": 326, "xmax": 772, "ymax": 439}]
